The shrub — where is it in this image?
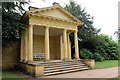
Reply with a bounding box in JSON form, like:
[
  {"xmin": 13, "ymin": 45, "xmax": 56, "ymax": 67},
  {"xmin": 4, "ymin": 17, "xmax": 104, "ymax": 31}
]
[
  {"xmin": 93, "ymin": 52, "xmax": 105, "ymax": 61},
  {"xmin": 80, "ymin": 48, "xmax": 93, "ymax": 59}
]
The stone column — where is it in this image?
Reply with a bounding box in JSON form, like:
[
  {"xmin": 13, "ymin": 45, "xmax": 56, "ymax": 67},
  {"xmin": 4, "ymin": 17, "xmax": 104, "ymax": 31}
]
[
  {"xmin": 24, "ymin": 29, "xmax": 28, "ymax": 62},
  {"xmin": 67, "ymin": 33, "xmax": 71, "ymax": 60},
  {"xmin": 60, "ymin": 35, "xmax": 64, "ymax": 60},
  {"xmin": 63, "ymin": 29, "xmax": 67, "ymax": 60},
  {"xmin": 45, "ymin": 27, "xmax": 50, "ymax": 61},
  {"xmin": 74, "ymin": 30, "xmax": 79, "ymax": 59},
  {"xmin": 20, "ymin": 31, "xmax": 24, "ymax": 62},
  {"xmin": 28, "ymin": 25, "xmax": 33, "ymax": 62}
]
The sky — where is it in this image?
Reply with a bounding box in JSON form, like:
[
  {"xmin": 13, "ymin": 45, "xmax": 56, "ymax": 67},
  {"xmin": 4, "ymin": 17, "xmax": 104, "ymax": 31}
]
[{"xmin": 25, "ymin": 0, "xmax": 119, "ymax": 41}]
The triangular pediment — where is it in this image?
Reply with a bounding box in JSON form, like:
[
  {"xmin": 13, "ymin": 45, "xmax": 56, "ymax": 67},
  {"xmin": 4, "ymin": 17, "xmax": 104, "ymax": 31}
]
[
  {"xmin": 33, "ymin": 9, "xmax": 76, "ymax": 22},
  {"xmin": 28, "ymin": 5, "xmax": 81, "ymax": 23}
]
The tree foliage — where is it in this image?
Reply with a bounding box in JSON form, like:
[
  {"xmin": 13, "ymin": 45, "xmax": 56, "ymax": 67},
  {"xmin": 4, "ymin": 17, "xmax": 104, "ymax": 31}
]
[
  {"xmin": 65, "ymin": 1, "xmax": 119, "ymax": 61},
  {"xmin": 64, "ymin": 1, "xmax": 100, "ymax": 42},
  {"xmin": 64, "ymin": 1, "xmax": 100, "ymax": 54},
  {"xmin": 2, "ymin": 2, "xmax": 28, "ymax": 47}
]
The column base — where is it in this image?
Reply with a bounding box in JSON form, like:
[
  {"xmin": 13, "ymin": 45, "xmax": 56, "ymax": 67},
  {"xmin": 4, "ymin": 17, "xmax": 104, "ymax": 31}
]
[
  {"xmin": 20, "ymin": 60, "xmax": 23, "ymax": 62},
  {"xmin": 23, "ymin": 60, "xmax": 28, "ymax": 63},
  {"xmin": 68, "ymin": 58, "xmax": 72, "ymax": 60},
  {"xmin": 44, "ymin": 59, "xmax": 50, "ymax": 62},
  {"xmin": 27, "ymin": 60, "xmax": 34, "ymax": 64},
  {"xmin": 62, "ymin": 58, "xmax": 69, "ymax": 61},
  {"xmin": 74, "ymin": 58, "xmax": 81, "ymax": 60}
]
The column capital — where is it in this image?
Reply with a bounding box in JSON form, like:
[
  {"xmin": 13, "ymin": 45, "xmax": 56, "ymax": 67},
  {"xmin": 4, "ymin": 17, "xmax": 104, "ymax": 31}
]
[
  {"xmin": 29, "ymin": 24, "xmax": 33, "ymax": 26},
  {"xmin": 74, "ymin": 30, "xmax": 78, "ymax": 32},
  {"xmin": 63, "ymin": 29, "xmax": 67, "ymax": 31},
  {"xmin": 67, "ymin": 32, "xmax": 70, "ymax": 35},
  {"xmin": 25, "ymin": 27, "xmax": 29, "ymax": 31},
  {"xmin": 21, "ymin": 30, "xmax": 25, "ymax": 34},
  {"xmin": 45, "ymin": 26, "xmax": 49, "ymax": 29}
]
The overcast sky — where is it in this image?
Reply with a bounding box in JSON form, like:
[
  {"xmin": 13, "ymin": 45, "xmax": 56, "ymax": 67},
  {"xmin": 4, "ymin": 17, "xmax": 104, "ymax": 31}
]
[{"xmin": 25, "ymin": 0, "xmax": 119, "ymax": 41}]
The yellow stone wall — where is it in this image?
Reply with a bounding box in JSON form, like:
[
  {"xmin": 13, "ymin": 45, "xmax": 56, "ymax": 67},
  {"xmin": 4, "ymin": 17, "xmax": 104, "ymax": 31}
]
[
  {"xmin": 54, "ymin": 35, "xmax": 60, "ymax": 59},
  {"xmin": 33, "ymin": 35, "xmax": 45, "ymax": 53},
  {"xmin": 33, "ymin": 34, "xmax": 61, "ymax": 60},
  {"xmin": 2, "ymin": 40, "xmax": 20, "ymax": 70}
]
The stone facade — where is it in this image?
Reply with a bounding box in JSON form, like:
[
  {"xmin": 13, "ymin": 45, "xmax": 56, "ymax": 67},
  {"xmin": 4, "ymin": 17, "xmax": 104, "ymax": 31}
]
[{"xmin": 20, "ymin": 3, "xmax": 82, "ymax": 62}]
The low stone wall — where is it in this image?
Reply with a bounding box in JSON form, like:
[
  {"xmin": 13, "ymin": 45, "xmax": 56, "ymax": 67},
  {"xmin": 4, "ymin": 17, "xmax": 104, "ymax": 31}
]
[
  {"xmin": 20, "ymin": 62, "xmax": 44, "ymax": 78},
  {"xmin": 82, "ymin": 59, "xmax": 95, "ymax": 69}
]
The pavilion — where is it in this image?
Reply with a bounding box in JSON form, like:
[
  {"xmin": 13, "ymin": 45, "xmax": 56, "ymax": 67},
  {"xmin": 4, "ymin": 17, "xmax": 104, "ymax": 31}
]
[
  {"xmin": 20, "ymin": 2, "xmax": 82, "ymax": 62},
  {"xmin": 20, "ymin": 3, "xmax": 94, "ymax": 77}
]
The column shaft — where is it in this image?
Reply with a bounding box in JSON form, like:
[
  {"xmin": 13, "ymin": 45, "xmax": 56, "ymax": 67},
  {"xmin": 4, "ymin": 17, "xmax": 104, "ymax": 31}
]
[
  {"xmin": 20, "ymin": 31, "xmax": 24, "ymax": 62},
  {"xmin": 28, "ymin": 25, "xmax": 33, "ymax": 62},
  {"xmin": 24, "ymin": 29, "xmax": 28, "ymax": 62},
  {"xmin": 67, "ymin": 33, "xmax": 71, "ymax": 60},
  {"xmin": 60, "ymin": 35, "xmax": 64, "ymax": 60},
  {"xmin": 63, "ymin": 29, "xmax": 67, "ymax": 59},
  {"xmin": 74, "ymin": 31, "xmax": 79, "ymax": 59},
  {"xmin": 45, "ymin": 27, "xmax": 50, "ymax": 61}
]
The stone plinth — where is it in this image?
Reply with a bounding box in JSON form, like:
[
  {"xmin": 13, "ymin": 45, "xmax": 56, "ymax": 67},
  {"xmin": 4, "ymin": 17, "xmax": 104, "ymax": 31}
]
[
  {"xmin": 20, "ymin": 62, "xmax": 44, "ymax": 78},
  {"xmin": 82, "ymin": 59, "xmax": 95, "ymax": 69}
]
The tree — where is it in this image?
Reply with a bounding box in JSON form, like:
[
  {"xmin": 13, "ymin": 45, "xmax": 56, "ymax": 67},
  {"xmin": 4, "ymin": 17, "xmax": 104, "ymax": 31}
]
[
  {"xmin": 64, "ymin": 1, "xmax": 119, "ymax": 61},
  {"xmin": 79, "ymin": 34, "xmax": 120, "ymax": 61},
  {"xmin": 64, "ymin": 1, "xmax": 100, "ymax": 57},
  {"xmin": 64, "ymin": 1, "xmax": 100, "ymax": 40},
  {"xmin": 2, "ymin": 1, "xmax": 29, "ymax": 47}
]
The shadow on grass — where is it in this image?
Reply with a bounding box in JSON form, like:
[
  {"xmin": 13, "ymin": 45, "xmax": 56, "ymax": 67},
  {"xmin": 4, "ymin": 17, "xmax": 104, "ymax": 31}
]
[{"xmin": 2, "ymin": 71, "xmax": 22, "ymax": 78}]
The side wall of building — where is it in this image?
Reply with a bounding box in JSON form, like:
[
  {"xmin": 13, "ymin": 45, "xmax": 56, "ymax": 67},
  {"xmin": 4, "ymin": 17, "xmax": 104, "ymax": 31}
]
[{"xmin": 2, "ymin": 40, "xmax": 20, "ymax": 70}]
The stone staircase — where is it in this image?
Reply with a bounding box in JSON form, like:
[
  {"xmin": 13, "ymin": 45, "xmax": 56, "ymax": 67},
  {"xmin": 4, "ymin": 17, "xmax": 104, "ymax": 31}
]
[{"xmin": 40, "ymin": 60, "xmax": 90, "ymax": 76}]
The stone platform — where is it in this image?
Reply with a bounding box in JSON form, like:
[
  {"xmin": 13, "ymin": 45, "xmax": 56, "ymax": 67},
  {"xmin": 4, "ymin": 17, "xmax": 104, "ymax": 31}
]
[{"xmin": 19, "ymin": 60, "xmax": 94, "ymax": 78}]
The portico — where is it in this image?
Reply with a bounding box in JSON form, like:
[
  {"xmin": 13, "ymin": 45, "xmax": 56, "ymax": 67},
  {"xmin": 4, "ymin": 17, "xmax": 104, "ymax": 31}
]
[{"xmin": 20, "ymin": 3, "xmax": 82, "ymax": 62}]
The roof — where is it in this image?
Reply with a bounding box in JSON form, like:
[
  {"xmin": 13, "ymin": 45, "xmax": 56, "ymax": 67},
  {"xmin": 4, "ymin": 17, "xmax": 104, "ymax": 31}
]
[{"xmin": 22, "ymin": 2, "xmax": 82, "ymax": 25}]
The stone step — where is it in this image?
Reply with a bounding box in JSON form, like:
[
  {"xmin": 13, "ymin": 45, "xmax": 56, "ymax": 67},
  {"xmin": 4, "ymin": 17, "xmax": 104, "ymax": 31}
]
[
  {"xmin": 44, "ymin": 64, "xmax": 86, "ymax": 68},
  {"xmin": 44, "ymin": 64, "xmax": 86, "ymax": 70},
  {"xmin": 42, "ymin": 62, "xmax": 83, "ymax": 66},
  {"xmin": 44, "ymin": 63, "xmax": 86, "ymax": 68},
  {"xmin": 44, "ymin": 66, "xmax": 89, "ymax": 73},
  {"xmin": 42, "ymin": 60, "xmax": 90, "ymax": 76},
  {"xmin": 42, "ymin": 61, "xmax": 83, "ymax": 65},
  {"xmin": 44, "ymin": 67, "xmax": 89, "ymax": 76},
  {"xmin": 32, "ymin": 60, "xmax": 85, "ymax": 66},
  {"xmin": 40, "ymin": 61, "xmax": 80, "ymax": 65}
]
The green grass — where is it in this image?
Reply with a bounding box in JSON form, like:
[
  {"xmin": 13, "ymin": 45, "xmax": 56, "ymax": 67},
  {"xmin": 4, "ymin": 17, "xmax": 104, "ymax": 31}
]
[
  {"xmin": 108, "ymin": 76, "xmax": 120, "ymax": 80},
  {"xmin": 2, "ymin": 71, "xmax": 22, "ymax": 78},
  {"xmin": 95, "ymin": 60, "xmax": 118, "ymax": 69}
]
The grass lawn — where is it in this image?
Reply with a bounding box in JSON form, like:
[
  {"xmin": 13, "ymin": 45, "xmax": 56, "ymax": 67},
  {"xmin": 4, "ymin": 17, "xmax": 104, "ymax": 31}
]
[
  {"xmin": 108, "ymin": 76, "xmax": 120, "ymax": 80},
  {"xmin": 95, "ymin": 60, "xmax": 118, "ymax": 69},
  {"xmin": 2, "ymin": 71, "xmax": 22, "ymax": 78}
]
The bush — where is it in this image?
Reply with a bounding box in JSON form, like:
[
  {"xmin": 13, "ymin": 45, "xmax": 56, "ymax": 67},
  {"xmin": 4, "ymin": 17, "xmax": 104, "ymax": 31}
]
[
  {"xmin": 80, "ymin": 48, "xmax": 93, "ymax": 59},
  {"xmin": 78, "ymin": 35, "xmax": 119, "ymax": 61},
  {"xmin": 93, "ymin": 52, "xmax": 105, "ymax": 61}
]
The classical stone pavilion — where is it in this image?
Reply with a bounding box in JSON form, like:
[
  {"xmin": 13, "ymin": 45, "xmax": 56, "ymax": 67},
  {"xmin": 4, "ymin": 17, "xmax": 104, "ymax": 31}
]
[
  {"xmin": 21, "ymin": 3, "xmax": 81, "ymax": 62},
  {"xmin": 20, "ymin": 3, "xmax": 94, "ymax": 77}
]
